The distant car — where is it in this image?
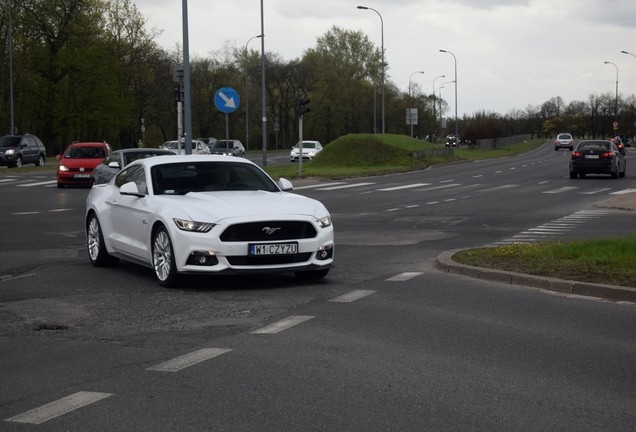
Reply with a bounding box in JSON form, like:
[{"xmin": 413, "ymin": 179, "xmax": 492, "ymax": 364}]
[
  {"xmin": 569, "ymin": 140, "xmax": 626, "ymax": 179},
  {"xmin": 85, "ymin": 155, "xmax": 334, "ymax": 287},
  {"xmin": 159, "ymin": 139, "xmax": 210, "ymax": 155},
  {"xmin": 209, "ymin": 139, "xmax": 246, "ymax": 157},
  {"xmin": 609, "ymin": 137, "xmax": 627, "ymax": 155},
  {"xmin": 0, "ymin": 134, "xmax": 47, "ymax": 168},
  {"xmin": 290, "ymin": 140, "xmax": 323, "ymax": 162},
  {"xmin": 57, "ymin": 142, "xmax": 111, "ymax": 187},
  {"xmin": 554, "ymin": 133, "xmax": 574, "ymax": 151},
  {"xmin": 92, "ymin": 148, "xmax": 175, "ymax": 186},
  {"xmin": 198, "ymin": 137, "xmax": 217, "ymax": 147}
]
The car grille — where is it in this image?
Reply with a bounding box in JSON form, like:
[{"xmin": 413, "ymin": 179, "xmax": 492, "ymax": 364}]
[
  {"xmin": 227, "ymin": 253, "xmax": 312, "ymax": 265},
  {"xmin": 220, "ymin": 221, "xmax": 317, "ymax": 242}
]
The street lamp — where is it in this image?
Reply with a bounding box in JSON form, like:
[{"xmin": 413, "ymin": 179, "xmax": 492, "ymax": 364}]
[
  {"xmin": 436, "ymin": 85, "xmax": 446, "ymax": 134},
  {"xmin": 604, "ymin": 61, "xmax": 619, "ymax": 123},
  {"xmin": 358, "ymin": 5, "xmax": 385, "ymax": 133},
  {"xmin": 244, "ymin": 34, "xmax": 262, "ymax": 151},
  {"xmin": 621, "ymin": 50, "xmax": 636, "ymax": 59},
  {"xmin": 439, "ymin": 49, "xmax": 458, "ymax": 139},
  {"xmin": 409, "ymin": 71, "xmax": 424, "ymax": 138},
  {"xmin": 432, "ymin": 75, "xmax": 445, "ymax": 141}
]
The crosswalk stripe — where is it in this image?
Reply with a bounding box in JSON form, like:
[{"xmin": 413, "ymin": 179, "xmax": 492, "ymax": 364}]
[
  {"xmin": 377, "ymin": 183, "xmax": 431, "ymax": 191},
  {"xmin": 317, "ymin": 182, "xmax": 375, "ymax": 191},
  {"xmin": 330, "ymin": 290, "xmax": 375, "ymax": 303}
]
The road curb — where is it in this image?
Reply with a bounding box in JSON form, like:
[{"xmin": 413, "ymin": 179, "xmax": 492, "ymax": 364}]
[{"xmin": 435, "ymin": 249, "xmax": 636, "ymax": 302}]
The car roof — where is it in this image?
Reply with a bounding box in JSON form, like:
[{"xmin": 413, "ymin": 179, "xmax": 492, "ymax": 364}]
[
  {"xmin": 69, "ymin": 142, "xmax": 109, "ymax": 147},
  {"xmin": 113, "ymin": 148, "xmax": 174, "ymax": 154},
  {"xmin": 131, "ymin": 154, "xmax": 257, "ymax": 168}
]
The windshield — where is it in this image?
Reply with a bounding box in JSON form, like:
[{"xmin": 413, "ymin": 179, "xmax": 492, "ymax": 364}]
[
  {"xmin": 64, "ymin": 146, "xmax": 106, "ymax": 158},
  {"xmin": 0, "ymin": 137, "xmax": 20, "ymax": 148},
  {"xmin": 213, "ymin": 141, "xmax": 232, "ymax": 148},
  {"xmin": 151, "ymin": 161, "xmax": 279, "ymax": 195}
]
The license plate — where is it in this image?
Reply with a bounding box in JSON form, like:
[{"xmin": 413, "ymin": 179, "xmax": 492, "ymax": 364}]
[
  {"xmin": 585, "ymin": 154, "xmax": 599, "ymax": 159},
  {"xmin": 74, "ymin": 173, "xmax": 91, "ymax": 178},
  {"xmin": 249, "ymin": 242, "xmax": 298, "ymax": 255}
]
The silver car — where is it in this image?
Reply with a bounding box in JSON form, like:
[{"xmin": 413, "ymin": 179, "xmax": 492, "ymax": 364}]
[
  {"xmin": 92, "ymin": 148, "xmax": 175, "ymax": 185},
  {"xmin": 160, "ymin": 139, "xmax": 211, "ymax": 155},
  {"xmin": 554, "ymin": 133, "xmax": 574, "ymax": 151}
]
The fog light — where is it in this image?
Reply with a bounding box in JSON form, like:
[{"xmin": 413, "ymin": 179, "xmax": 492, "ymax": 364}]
[
  {"xmin": 316, "ymin": 246, "xmax": 333, "ymax": 261},
  {"xmin": 186, "ymin": 251, "xmax": 219, "ymax": 266}
]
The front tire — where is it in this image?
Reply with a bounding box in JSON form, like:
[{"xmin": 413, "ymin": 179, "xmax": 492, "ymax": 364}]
[
  {"xmin": 87, "ymin": 213, "xmax": 119, "ymax": 267},
  {"xmin": 152, "ymin": 226, "xmax": 179, "ymax": 287},
  {"xmin": 36, "ymin": 155, "xmax": 45, "ymax": 167}
]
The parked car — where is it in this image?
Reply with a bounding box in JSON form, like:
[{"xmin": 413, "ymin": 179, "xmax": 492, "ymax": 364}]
[
  {"xmin": 92, "ymin": 148, "xmax": 175, "ymax": 186},
  {"xmin": 85, "ymin": 155, "xmax": 334, "ymax": 287},
  {"xmin": 290, "ymin": 140, "xmax": 323, "ymax": 162},
  {"xmin": 569, "ymin": 140, "xmax": 626, "ymax": 179},
  {"xmin": 159, "ymin": 139, "xmax": 210, "ymax": 155},
  {"xmin": 57, "ymin": 142, "xmax": 111, "ymax": 187},
  {"xmin": 208, "ymin": 139, "xmax": 246, "ymax": 157},
  {"xmin": 0, "ymin": 134, "xmax": 47, "ymax": 168},
  {"xmin": 554, "ymin": 133, "xmax": 574, "ymax": 151},
  {"xmin": 198, "ymin": 137, "xmax": 217, "ymax": 147}
]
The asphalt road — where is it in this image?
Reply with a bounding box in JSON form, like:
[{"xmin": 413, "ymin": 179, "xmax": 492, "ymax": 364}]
[{"xmin": 1, "ymin": 142, "xmax": 635, "ymax": 431}]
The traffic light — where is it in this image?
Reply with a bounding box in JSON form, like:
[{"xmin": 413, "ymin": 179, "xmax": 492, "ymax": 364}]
[{"xmin": 297, "ymin": 98, "xmax": 310, "ymax": 115}]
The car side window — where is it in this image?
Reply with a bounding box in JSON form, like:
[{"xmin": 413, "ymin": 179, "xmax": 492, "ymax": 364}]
[{"xmin": 115, "ymin": 165, "xmax": 147, "ymax": 194}]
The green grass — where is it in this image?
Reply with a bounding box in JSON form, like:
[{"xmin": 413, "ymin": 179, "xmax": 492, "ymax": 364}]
[{"xmin": 453, "ymin": 237, "xmax": 636, "ymax": 288}]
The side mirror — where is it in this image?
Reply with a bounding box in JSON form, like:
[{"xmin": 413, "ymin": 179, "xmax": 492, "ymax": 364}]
[
  {"xmin": 278, "ymin": 178, "xmax": 293, "ymax": 191},
  {"xmin": 120, "ymin": 181, "xmax": 144, "ymax": 197}
]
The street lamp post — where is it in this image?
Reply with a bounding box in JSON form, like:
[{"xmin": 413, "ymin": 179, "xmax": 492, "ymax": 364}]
[
  {"xmin": 358, "ymin": 5, "xmax": 385, "ymax": 133},
  {"xmin": 432, "ymin": 75, "xmax": 445, "ymax": 141},
  {"xmin": 621, "ymin": 50, "xmax": 636, "ymax": 60},
  {"xmin": 436, "ymin": 85, "xmax": 445, "ymax": 133},
  {"xmin": 260, "ymin": 0, "xmax": 268, "ymax": 166},
  {"xmin": 439, "ymin": 50, "xmax": 458, "ymax": 140},
  {"xmin": 408, "ymin": 71, "xmax": 424, "ymax": 138},
  {"xmin": 244, "ymin": 34, "xmax": 262, "ymax": 151},
  {"xmin": 604, "ymin": 61, "xmax": 619, "ymax": 123}
]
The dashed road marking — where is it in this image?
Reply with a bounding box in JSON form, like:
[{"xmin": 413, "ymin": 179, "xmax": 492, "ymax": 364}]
[
  {"xmin": 147, "ymin": 348, "xmax": 231, "ymax": 372},
  {"xmin": 5, "ymin": 391, "xmax": 112, "ymax": 425},
  {"xmin": 330, "ymin": 290, "xmax": 376, "ymax": 303},
  {"xmin": 251, "ymin": 315, "xmax": 314, "ymax": 334},
  {"xmin": 386, "ymin": 272, "xmax": 423, "ymax": 282}
]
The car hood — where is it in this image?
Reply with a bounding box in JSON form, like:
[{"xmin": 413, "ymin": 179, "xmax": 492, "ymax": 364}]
[
  {"xmin": 156, "ymin": 190, "xmax": 328, "ymax": 222},
  {"xmin": 60, "ymin": 158, "xmax": 104, "ymax": 169}
]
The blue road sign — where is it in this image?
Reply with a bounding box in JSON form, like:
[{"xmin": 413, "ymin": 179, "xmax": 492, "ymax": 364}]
[{"xmin": 214, "ymin": 87, "xmax": 240, "ymax": 113}]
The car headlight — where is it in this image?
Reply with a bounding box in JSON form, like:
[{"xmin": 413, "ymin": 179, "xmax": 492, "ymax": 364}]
[
  {"xmin": 173, "ymin": 218, "xmax": 215, "ymax": 232},
  {"xmin": 5, "ymin": 149, "xmax": 14, "ymax": 156},
  {"xmin": 58, "ymin": 165, "xmax": 69, "ymax": 172},
  {"xmin": 316, "ymin": 215, "xmax": 332, "ymax": 228}
]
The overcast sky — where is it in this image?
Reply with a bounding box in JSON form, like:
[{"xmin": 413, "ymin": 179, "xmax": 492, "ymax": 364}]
[{"xmin": 134, "ymin": 0, "xmax": 636, "ymax": 119}]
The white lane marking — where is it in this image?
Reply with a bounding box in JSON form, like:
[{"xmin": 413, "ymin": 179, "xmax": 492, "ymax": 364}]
[
  {"xmin": 317, "ymin": 182, "xmax": 375, "ymax": 191},
  {"xmin": 580, "ymin": 188, "xmax": 611, "ymax": 195},
  {"xmin": 0, "ymin": 178, "xmax": 18, "ymax": 183},
  {"xmin": 473, "ymin": 174, "xmax": 483, "ymax": 178},
  {"xmin": 330, "ymin": 290, "xmax": 376, "ymax": 303},
  {"xmin": 49, "ymin": 208, "xmax": 75, "ymax": 213},
  {"xmin": 386, "ymin": 272, "xmax": 422, "ymax": 282},
  {"xmin": 17, "ymin": 180, "xmax": 57, "ymax": 187},
  {"xmin": 377, "ymin": 183, "xmax": 431, "ymax": 191},
  {"xmin": 251, "ymin": 315, "xmax": 314, "ymax": 334},
  {"xmin": 476, "ymin": 184, "xmax": 519, "ymax": 193},
  {"xmin": 439, "ymin": 179, "xmax": 455, "ymax": 183},
  {"xmin": 5, "ymin": 391, "xmax": 112, "ymax": 424},
  {"xmin": 147, "ymin": 348, "xmax": 231, "ymax": 372},
  {"xmin": 611, "ymin": 188, "xmax": 636, "ymax": 195},
  {"xmin": 294, "ymin": 182, "xmax": 345, "ymax": 190},
  {"xmin": 11, "ymin": 212, "xmax": 39, "ymax": 215},
  {"xmin": 542, "ymin": 186, "xmax": 578, "ymax": 194},
  {"xmin": 416, "ymin": 183, "xmax": 461, "ymax": 192}
]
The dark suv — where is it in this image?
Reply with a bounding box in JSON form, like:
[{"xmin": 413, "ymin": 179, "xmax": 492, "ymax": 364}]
[{"xmin": 0, "ymin": 134, "xmax": 47, "ymax": 168}]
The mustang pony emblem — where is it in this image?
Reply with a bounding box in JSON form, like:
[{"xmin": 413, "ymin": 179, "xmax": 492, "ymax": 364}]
[{"xmin": 262, "ymin": 227, "xmax": 281, "ymax": 235}]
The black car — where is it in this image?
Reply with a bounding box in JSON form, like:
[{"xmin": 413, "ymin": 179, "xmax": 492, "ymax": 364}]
[
  {"xmin": 92, "ymin": 148, "xmax": 176, "ymax": 185},
  {"xmin": 569, "ymin": 140, "xmax": 626, "ymax": 179},
  {"xmin": 208, "ymin": 139, "xmax": 245, "ymax": 157},
  {"xmin": 0, "ymin": 134, "xmax": 47, "ymax": 168}
]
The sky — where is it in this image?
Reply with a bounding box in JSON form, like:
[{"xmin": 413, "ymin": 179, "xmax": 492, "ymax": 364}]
[{"xmin": 134, "ymin": 0, "xmax": 636, "ymax": 119}]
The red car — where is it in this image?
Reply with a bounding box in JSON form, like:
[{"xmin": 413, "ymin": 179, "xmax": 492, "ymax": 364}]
[{"xmin": 57, "ymin": 142, "xmax": 111, "ymax": 188}]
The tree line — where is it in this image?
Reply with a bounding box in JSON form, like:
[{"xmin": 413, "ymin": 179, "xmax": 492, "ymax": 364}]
[{"xmin": 1, "ymin": 0, "xmax": 635, "ymax": 156}]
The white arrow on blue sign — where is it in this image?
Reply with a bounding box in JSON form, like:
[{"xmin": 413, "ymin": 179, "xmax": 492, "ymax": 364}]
[{"xmin": 214, "ymin": 87, "xmax": 240, "ymax": 113}]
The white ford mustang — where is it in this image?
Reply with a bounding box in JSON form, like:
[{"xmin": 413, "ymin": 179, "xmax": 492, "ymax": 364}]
[{"xmin": 85, "ymin": 155, "xmax": 334, "ymax": 287}]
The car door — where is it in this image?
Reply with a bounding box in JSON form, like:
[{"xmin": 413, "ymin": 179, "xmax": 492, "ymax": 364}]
[
  {"xmin": 21, "ymin": 136, "xmax": 35, "ymax": 163},
  {"xmin": 109, "ymin": 165, "xmax": 154, "ymax": 261}
]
